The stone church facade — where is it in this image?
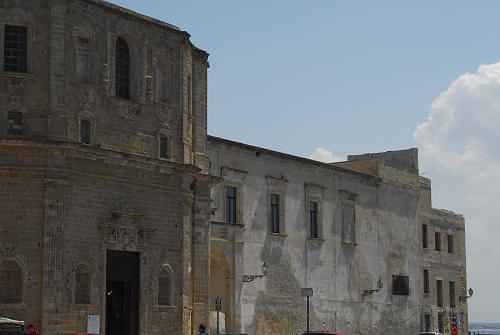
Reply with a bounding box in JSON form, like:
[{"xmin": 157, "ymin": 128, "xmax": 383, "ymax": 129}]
[
  {"xmin": 0, "ymin": 0, "xmax": 215, "ymax": 334},
  {"xmin": 0, "ymin": 1, "xmax": 468, "ymax": 335}
]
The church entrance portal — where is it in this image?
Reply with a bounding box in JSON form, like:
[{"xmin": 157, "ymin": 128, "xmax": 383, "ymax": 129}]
[{"xmin": 106, "ymin": 250, "xmax": 140, "ymax": 335}]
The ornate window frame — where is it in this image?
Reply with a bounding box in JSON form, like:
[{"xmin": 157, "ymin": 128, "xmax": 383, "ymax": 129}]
[
  {"xmin": 157, "ymin": 127, "xmax": 172, "ymax": 160},
  {"xmin": 0, "ymin": 3, "xmax": 35, "ymax": 74},
  {"xmin": 266, "ymin": 175, "xmax": 287, "ymax": 236},
  {"xmin": 339, "ymin": 189, "xmax": 358, "ymax": 245},
  {"xmin": 73, "ymin": 262, "xmax": 92, "ymax": 305},
  {"xmin": 108, "ymin": 29, "xmax": 143, "ymax": 102},
  {"xmin": 305, "ymin": 183, "xmax": 325, "ymax": 241},
  {"xmin": 73, "ymin": 20, "xmax": 98, "ymax": 86},
  {"xmin": 77, "ymin": 87, "xmax": 96, "ymax": 145},
  {"xmin": 221, "ymin": 167, "xmax": 247, "ymax": 225},
  {"xmin": 153, "ymin": 50, "xmax": 176, "ymax": 105},
  {"xmin": 156, "ymin": 264, "xmax": 174, "ymax": 307},
  {"xmin": 0, "ymin": 240, "xmax": 32, "ymax": 308}
]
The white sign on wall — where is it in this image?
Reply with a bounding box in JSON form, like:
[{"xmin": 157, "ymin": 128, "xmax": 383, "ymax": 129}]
[{"xmin": 87, "ymin": 315, "xmax": 100, "ymax": 334}]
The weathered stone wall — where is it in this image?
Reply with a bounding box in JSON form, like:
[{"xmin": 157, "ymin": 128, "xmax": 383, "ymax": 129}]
[
  {"xmin": 208, "ymin": 137, "xmax": 424, "ymax": 335},
  {"xmin": 420, "ymin": 177, "xmax": 468, "ymax": 335}
]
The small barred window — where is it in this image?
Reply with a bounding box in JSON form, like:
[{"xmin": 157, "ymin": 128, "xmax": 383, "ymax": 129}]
[{"xmin": 75, "ymin": 264, "xmax": 90, "ymax": 304}]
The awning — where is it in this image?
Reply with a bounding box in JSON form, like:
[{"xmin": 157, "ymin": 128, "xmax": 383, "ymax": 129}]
[{"xmin": 0, "ymin": 317, "xmax": 24, "ymax": 325}]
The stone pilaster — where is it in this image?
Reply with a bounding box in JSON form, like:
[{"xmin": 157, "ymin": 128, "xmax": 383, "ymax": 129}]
[
  {"xmin": 181, "ymin": 192, "xmax": 194, "ymax": 335},
  {"xmin": 42, "ymin": 179, "xmax": 69, "ymax": 335},
  {"xmin": 48, "ymin": 0, "xmax": 67, "ymax": 141},
  {"xmin": 190, "ymin": 174, "xmax": 219, "ymax": 334}
]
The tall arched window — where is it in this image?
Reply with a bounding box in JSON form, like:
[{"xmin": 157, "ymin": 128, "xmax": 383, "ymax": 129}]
[
  {"xmin": 115, "ymin": 37, "xmax": 130, "ymax": 99},
  {"xmin": 0, "ymin": 260, "xmax": 23, "ymax": 303},
  {"xmin": 75, "ymin": 263, "xmax": 91, "ymax": 304},
  {"xmin": 158, "ymin": 265, "xmax": 173, "ymax": 306}
]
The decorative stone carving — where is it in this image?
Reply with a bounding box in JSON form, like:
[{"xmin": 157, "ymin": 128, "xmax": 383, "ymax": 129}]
[
  {"xmin": 74, "ymin": 20, "xmax": 96, "ymax": 40},
  {"xmin": 101, "ymin": 63, "xmax": 109, "ymax": 93},
  {"xmin": 3, "ymin": 0, "xmax": 29, "ymax": 25},
  {"xmin": 146, "ymin": 75, "xmax": 154, "ymax": 104},
  {"xmin": 156, "ymin": 104, "xmax": 174, "ymax": 126},
  {"xmin": 1, "ymin": 78, "xmax": 28, "ymax": 113},
  {"xmin": 184, "ymin": 115, "xmax": 193, "ymax": 145},
  {"xmin": 77, "ymin": 87, "xmax": 96, "ymax": 120},
  {"xmin": 116, "ymin": 227, "xmax": 139, "ymax": 250},
  {"xmin": 98, "ymin": 197, "xmax": 156, "ymax": 251},
  {"xmin": 116, "ymin": 101, "xmax": 141, "ymax": 120},
  {"xmin": 156, "ymin": 105, "xmax": 173, "ymax": 140},
  {"xmin": 0, "ymin": 240, "xmax": 18, "ymax": 259}
]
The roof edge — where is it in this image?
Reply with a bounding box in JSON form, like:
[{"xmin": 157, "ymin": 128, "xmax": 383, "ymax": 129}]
[{"xmin": 207, "ymin": 135, "xmax": 381, "ymax": 182}]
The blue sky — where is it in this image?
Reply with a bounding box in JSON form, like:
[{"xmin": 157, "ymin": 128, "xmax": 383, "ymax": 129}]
[{"xmin": 109, "ymin": 0, "xmax": 500, "ymax": 322}]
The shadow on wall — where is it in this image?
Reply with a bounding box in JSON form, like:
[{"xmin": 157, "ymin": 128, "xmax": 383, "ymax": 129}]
[{"xmin": 246, "ymin": 236, "xmax": 320, "ymax": 335}]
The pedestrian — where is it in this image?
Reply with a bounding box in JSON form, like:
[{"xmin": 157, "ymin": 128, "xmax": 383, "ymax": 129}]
[
  {"xmin": 452, "ymin": 324, "xmax": 458, "ymax": 335},
  {"xmin": 24, "ymin": 324, "xmax": 39, "ymax": 335},
  {"xmin": 199, "ymin": 323, "xmax": 209, "ymax": 335}
]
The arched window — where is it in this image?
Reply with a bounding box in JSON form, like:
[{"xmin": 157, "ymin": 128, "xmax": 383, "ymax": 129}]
[
  {"xmin": 0, "ymin": 260, "xmax": 23, "ymax": 303},
  {"xmin": 115, "ymin": 37, "xmax": 130, "ymax": 99},
  {"xmin": 158, "ymin": 266, "xmax": 173, "ymax": 306},
  {"xmin": 75, "ymin": 264, "xmax": 90, "ymax": 304}
]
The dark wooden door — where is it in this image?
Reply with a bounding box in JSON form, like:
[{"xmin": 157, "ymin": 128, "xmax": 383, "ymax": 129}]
[{"xmin": 106, "ymin": 250, "xmax": 139, "ymax": 335}]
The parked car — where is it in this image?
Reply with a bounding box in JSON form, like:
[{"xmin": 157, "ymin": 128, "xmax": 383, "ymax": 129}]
[
  {"xmin": 302, "ymin": 332, "xmax": 351, "ymax": 335},
  {"xmin": 0, "ymin": 317, "xmax": 24, "ymax": 335},
  {"xmin": 418, "ymin": 332, "xmax": 444, "ymax": 335}
]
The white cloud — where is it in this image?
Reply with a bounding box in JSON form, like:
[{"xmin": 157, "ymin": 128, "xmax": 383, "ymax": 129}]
[
  {"xmin": 309, "ymin": 147, "xmax": 344, "ymax": 163},
  {"xmin": 414, "ymin": 62, "xmax": 500, "ymax": 322}
]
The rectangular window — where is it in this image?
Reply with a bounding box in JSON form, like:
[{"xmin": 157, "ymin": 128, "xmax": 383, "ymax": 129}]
[
  {"xmin": 423, "ymin": 269, "xmax": 429, "ymax": 294},
  {"xmin": 435, "ymin": 231, "xmax": 441, "ymax": 251},
  {"xmin": 270, "ymin": 194, "xmax": 280, "ymax": 233},
  {"xmin": 422, "ymin": 224, "xmax": 428, "ymax": 248},
  {"xmin": 7, "ymin": 111, "xmax": 22, "ymax": 136},
  {"xmin": 424, "ymin": 314, "xmax": 431, "ymax": 332},
  {"xmin": 309, "ymin": 201, "xmax": 318, "ymax": 238},
  {"xmin": 4, "ymin": 25, "xmax": 27, "ymax": 73},
  {"xmin": 159, "ymin": 137, "xmax": 170, "ymax": 159},
  {"xmin": 437, "ymin": 279, "xmax": 443, "ymax": 307},
  {"xmin": 438, "ymin": 312, "xmax": 444, "ymax": 333},
  {"xmin": 341, "ymin": 202, "xmax": 355, "ymax": 244},
  {"xmin": 226, "ymin": 186, "xmax": 237, "ymax": 224},
  {"xmin": 449, "ymin": 281, "xmax": 456, "ymax": 307},
  {"xmin": 392, "ymin": 275, "xmax": 409, "ymax": 296},
  {"xmin": 448, "ymin": 234, "xmax": 454, "ymax": 253},
  {"xmin": 80, "ymin": 119, "xmax": 91, "ymax": 144}
]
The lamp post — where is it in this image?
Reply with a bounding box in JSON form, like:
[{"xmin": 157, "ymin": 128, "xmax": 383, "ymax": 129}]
[
  {"xmin": 362, "ymin": 279, "xmax": 383, "ymax": 297},
  {"xmin": 243, "ymin": 262, "xmax": 268, "ymax": 283},
  {"xmin": 215, "ymin": 297, "xmax": 222, "ymax": 335}
]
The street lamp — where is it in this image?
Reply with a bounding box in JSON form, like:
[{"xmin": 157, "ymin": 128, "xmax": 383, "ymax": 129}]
[
  {"xmin": 243, "ymin": 262, "xmax": 268, "ymax": 283},
  {"xmin": 459, "ymin": 288, "xmax": 473, "ymax": 302},
  {"xmin": 362, "ymin": 279, "xmax": 383, "ymax": 297}
]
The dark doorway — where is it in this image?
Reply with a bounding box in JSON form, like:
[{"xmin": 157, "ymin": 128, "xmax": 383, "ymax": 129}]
[{"xmin": 106, "ymin": 250, "xmax": 139, "ymax": 335}]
